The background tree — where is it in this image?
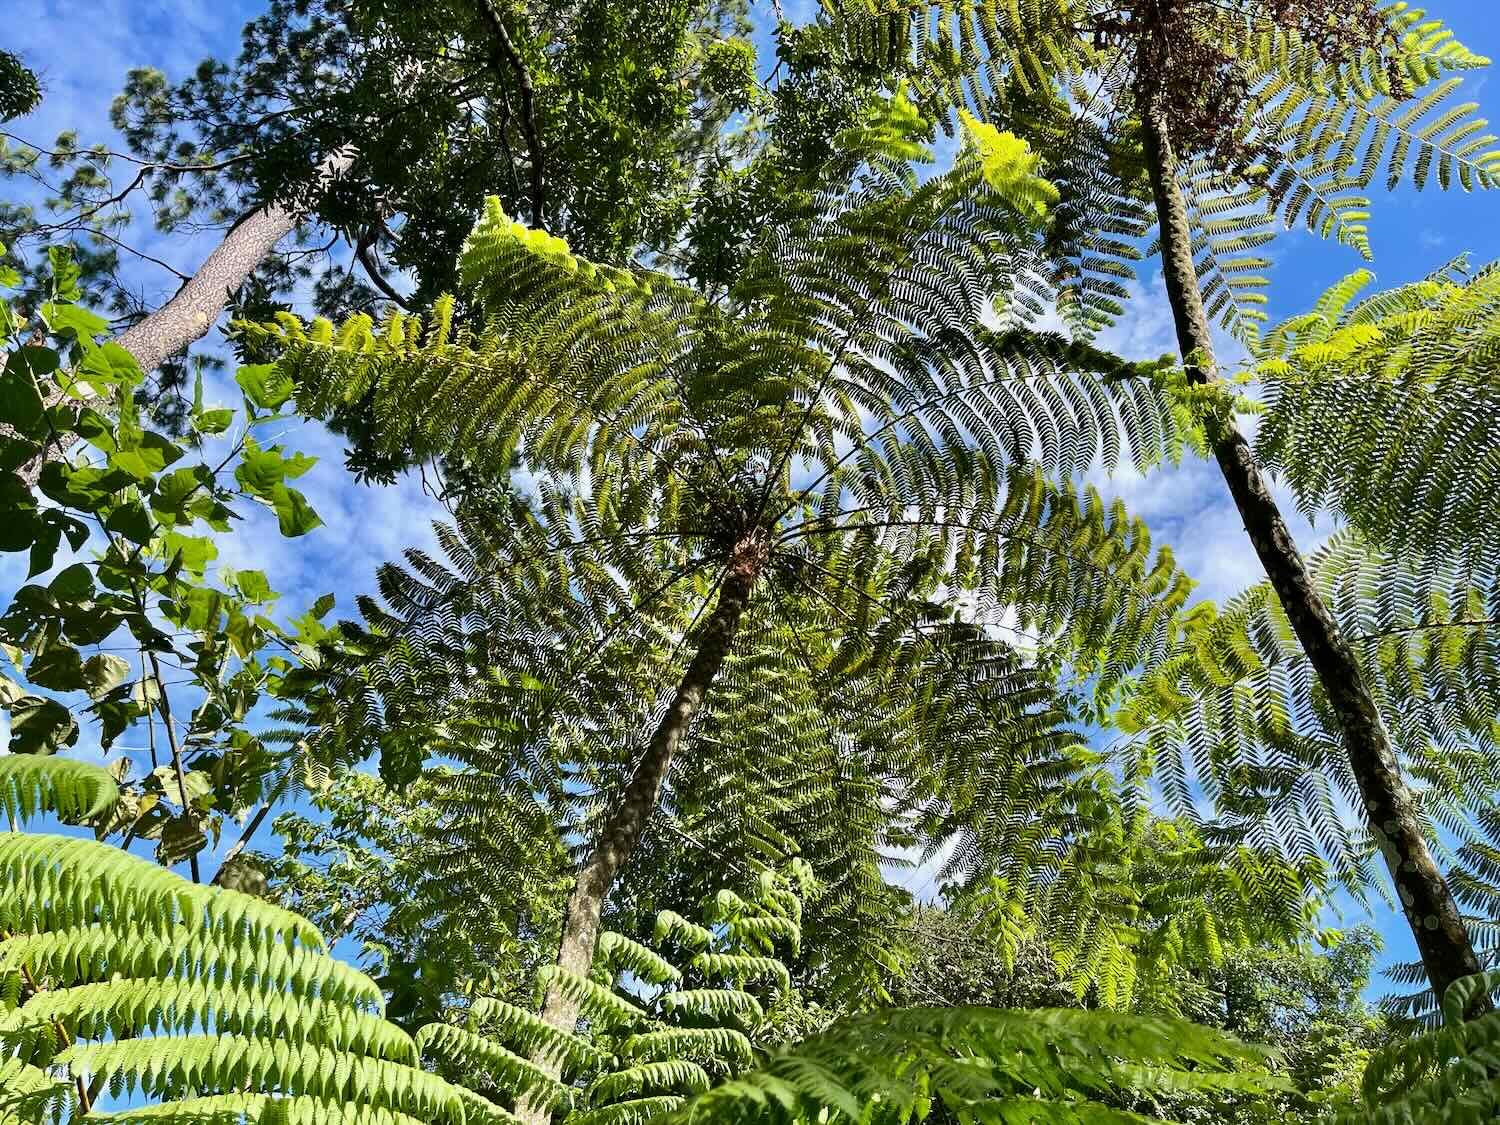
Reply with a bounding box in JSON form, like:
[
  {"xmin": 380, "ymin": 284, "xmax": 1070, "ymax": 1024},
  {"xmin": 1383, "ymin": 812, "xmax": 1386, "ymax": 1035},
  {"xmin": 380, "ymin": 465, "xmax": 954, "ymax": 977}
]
[{"xmin": 1, "ymin": 0, "xmax": 756, "ymax": 450}]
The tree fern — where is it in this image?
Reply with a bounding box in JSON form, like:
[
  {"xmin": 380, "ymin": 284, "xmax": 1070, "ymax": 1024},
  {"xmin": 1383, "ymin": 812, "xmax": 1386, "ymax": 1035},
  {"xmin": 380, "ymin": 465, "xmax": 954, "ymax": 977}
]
[
  {"xmin": 835, "ymin": 0, "xmax": 1500, "ymax": 998},
  {"xmin": 252, "ymin": 101, "xmax": 1197, "ymax": 1085},
  {"xmin": 825, "ymin": 0, "xmax": 1500, "ymax": 338},
  {"xmin": 415, "ymin": 868, "xmax": 805, "ymax": 1123},
  {"xmin": 952, "ymin": 790, "xmax": 1327, "ymax": 1013},
  {"xmin": 1118, "ymin": 528, "xmax": 1500, "ymax": 897}
]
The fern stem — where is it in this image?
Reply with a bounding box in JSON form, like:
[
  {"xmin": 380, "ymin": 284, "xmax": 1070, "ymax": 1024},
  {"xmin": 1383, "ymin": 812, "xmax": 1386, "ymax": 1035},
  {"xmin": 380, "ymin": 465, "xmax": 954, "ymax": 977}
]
[
  {"xmin": 1139, "ymin": 95, "xmax": 1485, "ymax": 1013},
  {"xmin": 519, "ymin": 529, "xmax": 770, "ymax": 1125}
]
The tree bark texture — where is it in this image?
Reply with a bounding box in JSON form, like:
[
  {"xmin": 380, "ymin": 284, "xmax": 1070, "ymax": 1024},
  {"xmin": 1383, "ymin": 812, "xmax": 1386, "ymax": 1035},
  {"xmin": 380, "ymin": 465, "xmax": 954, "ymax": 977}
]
[
  {"xmin": 516, "ymin": 530, "xmax": 770, "ymax": 1125},
  {"xmin": 14, "ymin": 150, "xmax": 354, "ymax": 487},
  {"xmin": 116, "ymin": 149, "xmax": 354, "ymax": 374},
  {"xmin": 1140, "ymin": 108, "xmax": 1483, "ymax": 1007}
]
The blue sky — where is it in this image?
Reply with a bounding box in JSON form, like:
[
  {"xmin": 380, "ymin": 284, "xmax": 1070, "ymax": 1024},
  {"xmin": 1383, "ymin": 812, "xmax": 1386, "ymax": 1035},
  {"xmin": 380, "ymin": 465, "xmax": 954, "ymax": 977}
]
[{"xmin": 7, "ymin": 0, "xmax": 1500, "ymax": 986}]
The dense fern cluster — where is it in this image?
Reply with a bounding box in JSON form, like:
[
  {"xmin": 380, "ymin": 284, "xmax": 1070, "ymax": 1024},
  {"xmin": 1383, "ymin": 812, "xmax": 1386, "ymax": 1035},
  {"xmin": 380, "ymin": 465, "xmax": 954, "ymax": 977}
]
[{"xmin": 0, "ymin": 762, "xmax": 1293, "ymax": 1123}]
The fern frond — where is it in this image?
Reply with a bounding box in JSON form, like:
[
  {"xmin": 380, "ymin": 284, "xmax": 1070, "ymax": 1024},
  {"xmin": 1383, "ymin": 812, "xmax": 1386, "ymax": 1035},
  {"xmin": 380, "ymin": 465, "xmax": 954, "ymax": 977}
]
[
  {"xmin": 0, "ymin": 757, "xmax": 116, "ymax": 826},
  {"xmin": 416, "ymin": 1023, "xmax": 572, "ymax": 1109},
  {"xmin": 667, "ymin": 1006, "xmax": 1273, "ymax": 1122},
  {"xmin": 0, "ymin": 835, "xmax": 320, "ymax": 949}
]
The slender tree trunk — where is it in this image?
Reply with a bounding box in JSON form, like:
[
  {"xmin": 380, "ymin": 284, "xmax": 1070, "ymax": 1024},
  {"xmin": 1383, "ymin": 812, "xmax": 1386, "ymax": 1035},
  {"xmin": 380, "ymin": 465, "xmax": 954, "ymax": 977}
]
[
  {"xmin": 1139, "ymin": 108, "xmax": 1483, "ymax": 1007},
  {"xmin": 15, "ymin": 149, "xmax": 354, "ymax": 486},
  {"xmin": 517, "ymin": 530, "xmax": 769, "ymax": 1125}
]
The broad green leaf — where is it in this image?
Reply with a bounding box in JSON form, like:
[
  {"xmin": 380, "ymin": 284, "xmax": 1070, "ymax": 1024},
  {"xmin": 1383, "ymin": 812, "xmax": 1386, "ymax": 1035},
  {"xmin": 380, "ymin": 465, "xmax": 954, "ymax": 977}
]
[
  {"xmin": 104, "ymin": 499, "xmax": 155, "ymax": 546},
  {"xmin": 44, "ymin": 303, "xmax": 108, "ymax": 341},
  {"xmin": 0, "ymin": 434, "xmax": 40, "ymax": 472},
  {"xmin": 268, "ymin": 483, "xmax": 322, "ymax": 537},
  {"xmin": 235, "ymin": 363, "xmax": 295, "ymax": 411},
  {"xmin": 156, "ymin": 811, "xmax": 210, "ymax": 865},
  {"xmin": 168, "ymin": 587, "xmax": 224, "ymax": 631},
  {"xmin": 26, "ymin": 645, "xmax": 86, "ymax": 691},
  {"xmin": 151, "ymin": 465, "xmax": 215, "ymax": 525},
  {"xmin": 38, "ymin": 461, "xmax": 136, "ymax": 512},
  {"xmin": 49, "ymin": 562, "xmax": 94, "ymax": 602},
  {"xmin": 236, "ymin": 436, "xmax": 312, "ymax": 494},
  {"xmin": 193, "ymin": 407, "xmax": 235, "ymax": 435},
  {"xmin": 0, "ymin": 349, "xmax": 49, "ymax": 434},
  {"xmin": 77, "ymin": 341, "xmax": 144, "ymax": 389},
  {"xmin": 75, "ymin": 406, "xmax": 119, "ymax": 454},
  {"xmin": 7, "ymin": 693, "xmax": 79, "ymax": 754},
  {"xmin": 151, "ymin": 764, "xmax": 214, "ymax": 809},
  {"xmin": 156, "ymin": 531, "xmax": 218, "ymax": 577},
  {"xmin": 46, "ymin": 245, "xmax": 81, "ymax": 301},
  {"xmin": 81, "ymin": 653, "xmax": 131, "ymax": 698},
  {"xmin": 26, "ymin": 520, "xmax": 58, "ymax": 578},
  {"xmin": 110, "ymin": 431, "xmax": 185, "ymax": 480},
  {"xmin": 232, "ymin": 569, "xmax": 276, "ymax": 604}
]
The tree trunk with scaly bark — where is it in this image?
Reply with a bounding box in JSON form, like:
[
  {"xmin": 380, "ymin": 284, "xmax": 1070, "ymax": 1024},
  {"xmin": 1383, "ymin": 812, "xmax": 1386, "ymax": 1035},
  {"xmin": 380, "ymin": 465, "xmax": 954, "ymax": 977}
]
[
  {"xmin": 1139, "ymin": 104, "xmax": 1483, "ymax": 1008},
  {"xmin": 14, "ymin": 150, "xmax": 354, "ymax": 486},
  {"xmin": 116, "ymin": 150, "xmax": 354, "ymax": 373},
  {"xmin": 516, "ymin": 529, "xmax": 771, "ymax": 1125}
]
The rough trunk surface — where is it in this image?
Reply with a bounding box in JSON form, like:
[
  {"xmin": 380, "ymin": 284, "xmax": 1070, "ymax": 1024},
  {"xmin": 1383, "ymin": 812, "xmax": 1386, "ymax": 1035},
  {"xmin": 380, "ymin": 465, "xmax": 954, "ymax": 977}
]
[
  {"xmin": 517, "ymin": 531, "xmax": 769, "ymax": 1125},
  {"xmin": 1140, "ymin": 110, "xmax": 1483, "ymax": 1007},
  {"xmin": 117, "ymin": 150, "xmax": 354, "ymax": 373},
  {"xmin": 15, "ymin": 150, "xmax": 354, "ymax": 486}
]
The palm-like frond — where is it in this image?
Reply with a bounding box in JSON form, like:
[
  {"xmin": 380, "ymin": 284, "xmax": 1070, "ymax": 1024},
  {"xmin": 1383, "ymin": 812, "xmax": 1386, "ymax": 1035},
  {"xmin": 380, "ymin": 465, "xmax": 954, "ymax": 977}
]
[
  {"xmin": 0, "ymin": 756, "xmax": 117, "ymax": 826},
  {"xmin": 1119, "ymin": 530, "xmax": 1500, "ymax": 891},
  {"xmin": 666, "ymin": 1005, "xmax": 1274, "ymax": 1123},
  {"xmin": 0, "ymin": 759, "xmax": 489, "ymax": 1125}
]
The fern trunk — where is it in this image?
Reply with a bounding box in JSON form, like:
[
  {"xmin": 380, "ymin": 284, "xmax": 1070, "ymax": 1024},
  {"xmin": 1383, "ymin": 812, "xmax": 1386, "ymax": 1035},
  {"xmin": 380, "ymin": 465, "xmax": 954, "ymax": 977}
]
[
  {"xmin": 1139, "ymin": 108, "xmax": 1483, "ymax": 1007},
  {"xmin": 518, "ymin": 530, "xmax": 770, "ymax": 1125}
]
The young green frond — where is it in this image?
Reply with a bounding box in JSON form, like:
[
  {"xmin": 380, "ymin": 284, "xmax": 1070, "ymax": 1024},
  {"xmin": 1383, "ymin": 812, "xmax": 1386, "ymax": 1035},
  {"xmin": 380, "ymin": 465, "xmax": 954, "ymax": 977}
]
[
  {"xmin": 417, "ymin": 1023, "xmax": 572, "ymax": 1110},
  {"xmin": 0, "ymin": 834, "xmax": 320, "ymax": 949},
  {"xmin": 1350, "ymin": 971, "xmax": 1500, "ymax": 1122},
  {"xmin": 596, "ymin": 933, "xmax": 683, "ymax": 987},
  {"xmin": 0, "ymin": 756, "xmax": 117, "ymax": 827},
  {"xmin": 1253, "ymin": 261, "xmax": 1500, "ymax": 569},
  {"xmin": 0, "ymin": 832, "xmax": 493, "ymax": 1125}
]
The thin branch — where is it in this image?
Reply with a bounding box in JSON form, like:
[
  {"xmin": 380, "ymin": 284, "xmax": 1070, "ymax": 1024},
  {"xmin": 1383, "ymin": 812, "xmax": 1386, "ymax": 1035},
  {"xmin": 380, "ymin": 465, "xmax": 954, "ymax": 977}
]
[
  {"xmin": 354, "ymin": 227, "xmax": 414, "ymax": 310},
  {"xmin": 476, "ymin": 0, "xmax": 548, "ymax": 226},
  {"xmin": 0, "ymin": 132, "xmax": 251, "ymax": 174},
  {"xmin": 146, "ymin": 647, "xmax": 201, "ymax": 884},
  {"xmin": 213, "ymin": 800, "xmax": 275, "ymax": 885}
]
